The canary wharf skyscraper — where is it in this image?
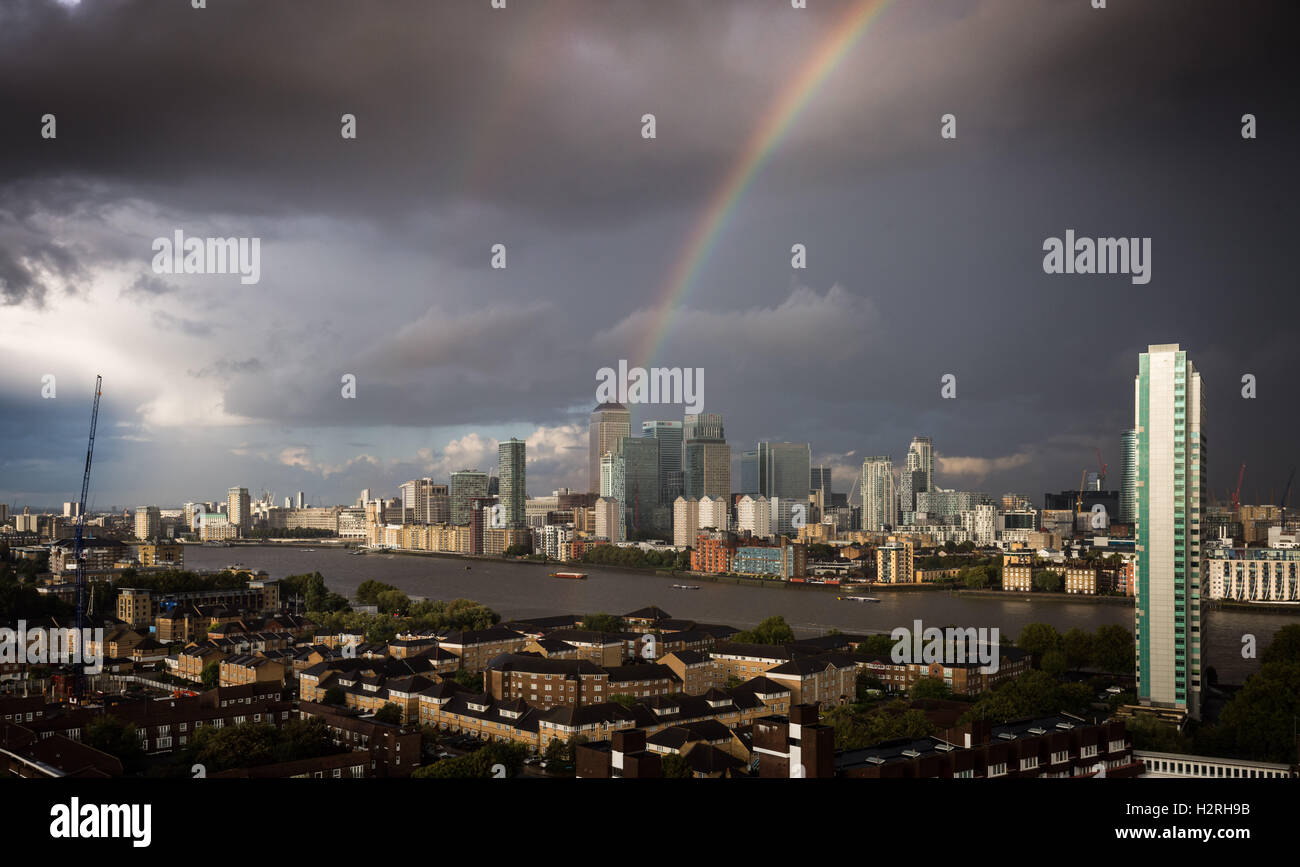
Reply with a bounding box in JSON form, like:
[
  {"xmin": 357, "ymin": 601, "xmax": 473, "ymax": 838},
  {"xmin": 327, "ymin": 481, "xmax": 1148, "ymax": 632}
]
[
  {"xmin": 589, "ymin": 403, "xmax": 630, "ymax": 495},
  {"xmin": 683, "ymin": 412, "xmax": 730, "ymax": 500},
  {"xmin": 1134, "ymin": 344, "xmax": 1205, "ymax": 719}
]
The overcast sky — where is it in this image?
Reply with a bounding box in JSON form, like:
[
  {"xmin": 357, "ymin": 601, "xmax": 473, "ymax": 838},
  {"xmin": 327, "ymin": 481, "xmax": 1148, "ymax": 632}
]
[{"xmin": 2, "ymin": 0, "xmax": 1298, "ymax": 510}]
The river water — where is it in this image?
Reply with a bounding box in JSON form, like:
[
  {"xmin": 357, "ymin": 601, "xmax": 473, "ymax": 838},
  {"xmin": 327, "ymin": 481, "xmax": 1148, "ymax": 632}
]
[{"xmin": 185, "ymin": 545, "xmax": 1296, "ymax": 684}]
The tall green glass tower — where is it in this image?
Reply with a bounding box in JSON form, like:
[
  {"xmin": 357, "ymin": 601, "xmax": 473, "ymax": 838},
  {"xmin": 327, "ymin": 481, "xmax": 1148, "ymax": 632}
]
[{"xmin": 1134, "ymin": 344, "xmax": 1205, "ymax": 719}]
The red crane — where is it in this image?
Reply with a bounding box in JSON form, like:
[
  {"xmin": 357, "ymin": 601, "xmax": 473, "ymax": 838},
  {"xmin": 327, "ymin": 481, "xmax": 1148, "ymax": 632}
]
[
  {"xmin": 1231, "ymin": 463, "xmax": 1246, "ymax": 511},
  {"xmin": 1095, "ymin": 448, "xmax": 1108, "ymax": 489}
]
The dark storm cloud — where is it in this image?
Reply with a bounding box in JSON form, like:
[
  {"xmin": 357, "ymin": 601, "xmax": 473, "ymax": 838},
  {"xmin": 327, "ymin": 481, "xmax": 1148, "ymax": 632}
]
[{"xmin": 3, "ymin": 0, "xmax": 1299, "ymax": 503}]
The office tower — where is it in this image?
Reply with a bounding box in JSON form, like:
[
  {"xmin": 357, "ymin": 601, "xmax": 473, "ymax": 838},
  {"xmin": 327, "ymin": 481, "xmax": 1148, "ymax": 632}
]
[
  {"xmin": 1134, "ymin": 344, "xmax": 1205, "ymax": 719},
  {"xmin": 63, "ymin": 502, "xmax": 82, "ymax": 519},
  {"xmin": 683, "ymin": 412, "xmax": 731, "ymax": 500},
  {"xmin": 600, "ymin": 452, "xmax": 618, "ymax": 499},
  {"xmin": 684, "ymin": 412, "xmax": 724, "ymax": 441},
  {"xmin": 740, "ymin": 450, "xmax": 760, "ymax": 495},
  {"xmin": 284, "ymin": 496, "xmax": 293, "ymax": 509},
  {"xmin": 1120, "ymin": 429, "xmax": 1138, "ymax": 523},
  {"xmin": 498, "ymin": 438, "xmax": 527, "ymax": 529},
  {"xmin": 227, "ymin": 487, "xmax": 251, "ymax": 533},
  {"xmin": 134, "ymin": 505, "xmax": 161, "ymax": 541},
  {"xmin": 642, "ymin": 420, "xmax": 684, "ymax": 506},
  {"xmin": 360, "ymin": 488, "xmax": 372, "ymax": 506},
  {"xmin": 664, "ymin": 470, "xmax": 684, "ymax": 503},
  {"xmin": 757, "ymin": 442, "xmax": 812, "ymax": 503},
  {"xmin": 618, "ymin": 436, "xmax": 660, "ymax": 535},
  {"xmin": 589, "ymin": 403, "xmax": 631, "ymax": 494},
  {"xmin": 450, "ymin": 469, "xmax": 489, "ymax": 525},
  {"xmin": 811, "ymin": 466, "xmax": 832, "ymax": 499},
  {"xmin": 860, "ymin": 457, "xmax": 898, "ymax": 531},
  {"xmin": 296, "ymin": 491, "xmax": 305, "ymax": 509}
]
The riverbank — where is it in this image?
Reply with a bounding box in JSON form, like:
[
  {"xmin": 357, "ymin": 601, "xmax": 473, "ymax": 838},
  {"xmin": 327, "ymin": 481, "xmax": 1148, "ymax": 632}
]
[{"xmin": 954, "ymin": 589, "xmax": 1136, "ymax": 606}]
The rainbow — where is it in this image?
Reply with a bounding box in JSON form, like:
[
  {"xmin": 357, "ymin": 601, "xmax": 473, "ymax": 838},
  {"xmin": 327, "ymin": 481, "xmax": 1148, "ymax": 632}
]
[{"xmin": 636, "ymin": 0, "xmax": 896, "ymax": 366}]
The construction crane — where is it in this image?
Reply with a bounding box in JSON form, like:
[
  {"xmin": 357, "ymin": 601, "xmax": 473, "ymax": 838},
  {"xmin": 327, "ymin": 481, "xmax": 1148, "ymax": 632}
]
[
  {"xmin": 1075, "ymin": 468, "xmax": 1088, "ymax": 514},
  {"xmin": 1231, "ymin": 463, "xmax": 1246, "ymax": 512},
  {"xmin": 71, "ymin": 375, "xmax": 103, "ymax": 702},
  {"xmin": 1095, "ymin": 449, "xmax": 1108, "ymax": 490}
]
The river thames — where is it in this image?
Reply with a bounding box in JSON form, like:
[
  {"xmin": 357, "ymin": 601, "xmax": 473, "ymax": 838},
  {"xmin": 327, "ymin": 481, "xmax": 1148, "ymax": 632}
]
[{"xmin": 185, "ymin": 545, "xmax": 1296, "ymax": 684}]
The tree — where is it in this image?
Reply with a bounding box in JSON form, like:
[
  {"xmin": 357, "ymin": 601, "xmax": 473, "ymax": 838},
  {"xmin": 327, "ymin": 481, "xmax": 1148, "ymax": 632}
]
[
  {"xmin": 608, "ymin": 693, "xmax": 637, "ymax": 707},
  {"xmin": 200, "ymin": 660, "xmax": 221, "ymax": 690},
  {"xmin": 413, "ymin": 741, "xmax": 529, "ymax": 778},
  {"xmin": 909, "ymin": 677, "xmax": 951, "ymax": 700},
  {"xmin": 85, "ymin": 716, "xmax": 146, "ymax": 774},
  {"xmin": 1033, "ymin": 570, "xmax": 1063, "ymax": 593},
  {"xmin": 732, "ymin": 615, "xmax": 795, "ymax": 645},
  {"xmin": 855, "ymin": 672, "xmax": 883, "ymax": 702},
  {"xmin": 1092, "ymin": 624, "xmax": 1135, "ymax": 675},
  {"xmin": 543, "ymin": 737, "xmax": 567, "ymax": 764},
  {"xmin": 502, "ymin": 543, "xmax": 531, "ymax": 557},
  {"xmin": 1213, "ymin": 662, "xmax": 1300, "ymax": 763},
  {"xmin": 1262, "ymin": 624, "xmax": 1300, "ymax": 666},
  {"xmin": 356, "ymin": 580, "xmax": 398, "ymax": 605},
  {"xmin": 376, "ymin": 589, "xmax": 411, "ymax": 616},
  {"xmin": 374, "ymin": 703, "xmax": 403, "ymax": 725},
  {"xmin": 1017, "ymin": 623, "xmax": 1061, "ymax": 662},
  {"xmin": 1040, "ymin": 648, "xmax": 1068, "ymax": 678},
  {"xmin": 1061, "ymin": 628, "xmax": 1094, "ymax": 670},
  {"xmin": 661, "ymin": 753, "xmax": 694, "ymax": 778},
  {"xmin": 854, "ymin": 634, "xmax": 897, "ymax": 658},
  {"xmin": 961, "ymin": 670, "xmax": 1092, "ymax": 724},
  {"xmin": 582, "ymin": 613, "xmax": 625, "ymax": 633},
  {"xmin": 452, "ymin": 669, "xmax": 484, "ymax": 692}
]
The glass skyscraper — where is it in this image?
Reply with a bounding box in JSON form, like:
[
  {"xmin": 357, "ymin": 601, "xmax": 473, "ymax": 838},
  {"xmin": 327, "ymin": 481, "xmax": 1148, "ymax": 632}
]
[
  {"xmin": 757, "ymin": 442, "xmax": 812, "ymax": 503},
  {"xmin": 1135, "ymin": 344, "xmax": 1204, "ymax": 719},
  {"xmin": 642, "ymin": 420, "xmax": 683, "ymax": 506},
  {"xmin": 497, "ymin": 438, "xmax": 527, "ymax": 529},
  {"xmin": 684, "ymin": 413, "xmax": 730, "ymax": 500},
  {"xmin": 589, "ymin": 403, "xmax": 630, "ymax": 495}
]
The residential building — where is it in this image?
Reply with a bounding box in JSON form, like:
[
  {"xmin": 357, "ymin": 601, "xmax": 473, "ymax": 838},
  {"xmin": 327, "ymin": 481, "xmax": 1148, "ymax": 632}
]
[{"xmin": 1134, "ymin": 343, "xmax": 1205, "ymax": 719}]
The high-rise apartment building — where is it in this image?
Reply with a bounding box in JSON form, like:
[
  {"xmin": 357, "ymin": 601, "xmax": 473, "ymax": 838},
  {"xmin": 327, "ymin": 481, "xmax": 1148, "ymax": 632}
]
[
  {"xmin": 227, "ymin": 487, "xmax": 251, "ymax": 534},
  {"xmin": 498, "ymin": 438, "xmax": 528, "ymax": 529},
  {"xmin": 1120, "ymin": 429, "xmax": 1138, "ymax": 523},
  {"xmin": 860, "ymin": 457, "xmax": 898, "ymax": 532},
  {"xmin": 642, "ymin": 420, "xmax": 683, "ymax": 506},
  {"xmin": 450, "ymin": 470, "xmax": 489, "ymax": 525},
  {"xmin": 683, "ymin": 413, "xmax": 730, "ymax": 500},
  {"xmin": 134, "ymin": 505, "xmax": 161, "ymax": 541},
  {"xmin": 400, "ymin": 478, "xmax": 450, "ymax": 524},
  {"xmin": 589, "ymin": 403, "xmax": 631, "ymax": 495},
  {"xmin": 1134, "ymin": 344, "xmax": 1205, "ymax": 719}
]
